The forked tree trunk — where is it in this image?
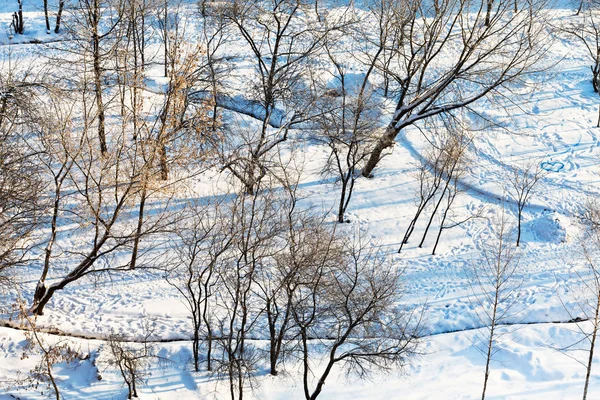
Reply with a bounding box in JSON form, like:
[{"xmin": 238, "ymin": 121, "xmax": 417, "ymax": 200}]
[{"xmin": 34, "ymin": 179, "xmax": 62, "ymax": 304}]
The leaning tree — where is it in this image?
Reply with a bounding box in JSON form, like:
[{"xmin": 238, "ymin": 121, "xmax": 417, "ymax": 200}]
[{"xmin": 359, "ymin": 0, "xmax": 549, "ymax": 177}]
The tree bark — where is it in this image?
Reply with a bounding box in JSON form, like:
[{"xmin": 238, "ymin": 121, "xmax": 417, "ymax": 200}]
[
  {"xmin": 44, "ymin": 0, "xmax": 50, "ymax": 33},
  {"xmin": 583, "ymin": 291, "xmax": 600, "ymax": 400},
  {"xmin": 361, "ymin": 125, "xmax": 397, "ymax": 178},
  {"xmin": 54, "ymin": 1, "xmax": 65, "ymax": 33},
  {"xmin": 129, "ymin": 185, "xmax": 147, "ymax": 270},
  {"xmin": 485, "ymin": 0, "xmax": 493, "ymax": 26},
  {"xmin": 516, "ymin": 208, "xmax": 522, "ymax": 247},
  {"xmin": 92, "ymin": 0, "xmax": 108, "ymax": 154}
]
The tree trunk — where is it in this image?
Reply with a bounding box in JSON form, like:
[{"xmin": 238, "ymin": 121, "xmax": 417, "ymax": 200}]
[
  {"xmin": 583, "ymin": 291, "xmax": 600, "ymax": 400},
  {"xmin": 482, "ymin": 319, "xmax": 496, "ymax": 399},
  {"xmin": 485, "ymin": 0, "xmax": 493, "ymax": 26},
  {"xmin": 432, "ymin": 205, "xmax": 451, "ymax": 255},
  {"xmin": 140, "ymin": 3, "xmax": 146, "ymax": 70},
  {"xmin": 163, "ymin": 1, "xmax": 168, "ymax": 78},
  {"xmin": 130, "ymin": 186, "xmax": 147, "ymax": 270},
  {"xmin": 131, "ymin": 371, "xmax": 138, "ymax": 398},
  {"xmin": 301, "ymin": 329, "xmax": 310, "ymax": 400},
  {"xmin": 159, "ymin": 144, "xmax": 168, "ymax": 180},
  {"xmin": 192, "ymin": 314, "xmax": 200, "ymax": 372},
  {"xmin": 482, "ymin": 280, "xmax": 500, "ymax": 400},
  {"xmin": 418, "ymin": 181, "xmax": 450, "ymax": 248},
  {"xmin": 337, "ymin": 178, "xmax": 348, "ymax": 223},
  {"xmin": 202, "ymin": 286, "xmax": 213, "ymax": 371},
  {"xmin": 516, "ymin": 208, "xmax": 522, "ymax": 247},
  {"xmin": 399, "ymin": 206, "xmax": 427, "ymax": 253},
  {"xmin": 32, "ymin": 239, "xmax": 107, "ymax": 315},
  {"xmin": 361, "ymin": 125, "xmax": 397, "ymax": 178},
  {"xmin": 268, "ymin": 306, "xmax": 279, "ymax": 376},
  {"xmin": 32, "ymin": 283, "xmax": 59, "ymax": 315},
  {"xmin": 309, "ymin": 346, "xmax": 340, "ymax": 400},
  {"xmin": 54, "ymin": 1, "xmax": 65, "ymax": 33},
  {"xmin": 34, "ymin": 183, "xmax": 61, "ymax": 305},
  {"xmin": 44, "ymin": 0, "xmax": 50, "ymax": 33},
  {"xmin": 92, "ymin": 0, "xmax": 108, "ymax": 155}
]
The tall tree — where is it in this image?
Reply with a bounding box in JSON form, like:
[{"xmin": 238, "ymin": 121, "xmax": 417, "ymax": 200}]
[
  {"xmin": 220, "ymin": 0, "xmax": 328, "ymax": 194},
  {"xmin": 469, "ymin": 208, "xmax": 522, "ymax": 400},
  {"xmin": 360, "ymin": 0, "xmax": 548, "ymax": 177}
]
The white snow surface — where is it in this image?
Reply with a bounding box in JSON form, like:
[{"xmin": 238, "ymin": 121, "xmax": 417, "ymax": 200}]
[{"xmin": 2, "ymin": 0, "xmax": 600, "ymax": 399}]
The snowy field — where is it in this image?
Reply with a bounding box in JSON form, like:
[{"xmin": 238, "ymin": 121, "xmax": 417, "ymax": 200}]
[{"xmin": 3, "ymin": 0, "xmax": 600, "ymax": 398}]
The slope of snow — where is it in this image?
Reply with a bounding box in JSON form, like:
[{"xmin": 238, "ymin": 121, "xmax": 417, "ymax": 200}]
[{"xmin": 2, "ymin": 0, "xmax": 600, "ymax": 399}]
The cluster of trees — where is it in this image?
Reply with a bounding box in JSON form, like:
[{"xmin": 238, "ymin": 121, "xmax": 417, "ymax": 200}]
[
  {"xmin": 0, "ymin": 0, "xmax": 549, "ymax": 314},
  {"xmin": 165, "ymin": 183, "xmax": 422, "ymax": 399},
  {"xmin": 3, "ymin": 0, "xmax": 600, "ymax": 398}
]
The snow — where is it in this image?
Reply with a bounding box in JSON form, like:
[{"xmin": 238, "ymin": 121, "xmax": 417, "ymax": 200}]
[
  {"xmin": 1, "ymin": 323, "xmax": 599, "ymax": 399},
  {"xmin": 2, "ymin": 0, "xmax": 600, "ymax": 399}
]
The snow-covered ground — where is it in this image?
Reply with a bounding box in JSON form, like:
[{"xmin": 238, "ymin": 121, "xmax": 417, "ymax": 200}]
[
  {"xmin": 3, "ymin": 0, "xmax": 600, "ymax": 398},
  {"xmin": 1, "ymin": 322, "xmax": 599, "ymax": 400}
]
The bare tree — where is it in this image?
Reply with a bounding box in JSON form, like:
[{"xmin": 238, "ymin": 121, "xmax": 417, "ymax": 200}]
[
  {"xmin": 557, "ymin": 199, "xmax": 600, "ymax": 400},
  {"xmin": 166, "ymin": 198, "xmax": 236, "ymax": 372},
  {"xmin": 561, "ymin": 10, "xmax": 600, "ymax": 88},
  {"xmin": 212, "ymin": 186, "xmax": 283, "ymax": 399},
  {"xmin": 417, "ymin": 128, "xmax": 472, "ymax": 249},
  {"xmin": 291, "ymin": 234, "xmax": 423, "ymax": 400},
  {"xmin": 255, "ymin": 177, "xmax": 339, "ymax": 377},
  {"xmin": 398, "ymin": 145, "xmax": 447, "ymax": 253},
  {"xmin": 313, "ymin": 38, "xmax": 381, "ymax": 223},
  {"xmin": 31, "ymin": 95, "xmax": 82, "ymax": 305},
  {"xmin": 506, "ymin": 161, "xmax": 546, "ymax": 247},
  {"xmin": 0, "ymin": 62, "xmax": 44, "ymax": 290},
  {"xmin": 188, "ymin": 2, "xmax": 233, "ymax": 152},
  {"xmin": 11, "ymin": 0, "xmax": 24, "ymax": 35},
  {"xmin": 430, "ymin": 154, "xmax": 477, "ymax": 255},
  {"xmin": 104, "ymin": 333, "xmax": 156, "ymax": 399},
  {"xmin": 360, "ymin": 0, "xmax": 548, "ymax": 177},
  {"xmin": 219, "ymin": 0, "xmax": 328, "ymax": 194},
  {"xmin": 468, "ymin": 209, "xmax": 522, "ymax": 400},
  {"xmin": 30, "ymin": 120, "xmax": 163, "ymax": 315},
  {"xmin": 152, "ymin": 28, "xmax": 211, "ymax": 181},
  {"xmin": 576, "ymin": 237, "xmax": 600, "ymax": 400},
  {"xmin": 563, "ymin": 5, "xmax": 600, "ymax": 107},
  {"xmin": 65, "ymin": 0, "xmax": 125, "ymax": 154},
  {"xmin": 17, "ymin": 301, "xmax": 82, "ymax": 400},
  {"xmin": 0, "ymin": 132, "xmax": 40, "ymax": 288},
  {"xmin": 427, "ymin": 127, "xmax": 481, "ymax": 255}
]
